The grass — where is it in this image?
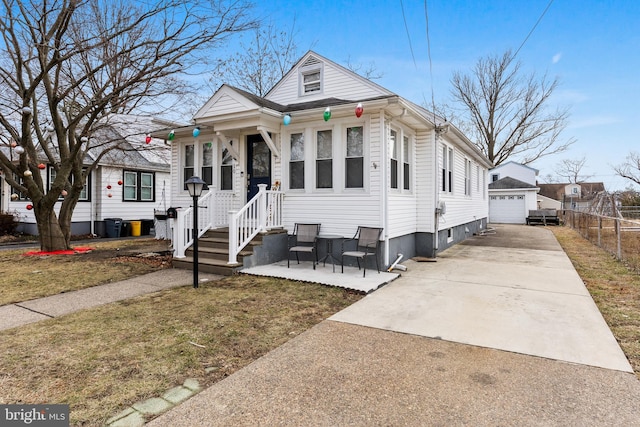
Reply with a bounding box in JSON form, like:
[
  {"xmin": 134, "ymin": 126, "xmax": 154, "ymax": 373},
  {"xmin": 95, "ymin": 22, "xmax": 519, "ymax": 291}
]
[
  {"xmin": 0, "ymin": 261, "xmax": 362, "ymax": 425},
  {"xmin": 550, "ymin": 226, "xmax": 640, "ymax": 378},
  {"xmin": 0, "ymin": 238, "xmax": 172, "ymax": 306}
]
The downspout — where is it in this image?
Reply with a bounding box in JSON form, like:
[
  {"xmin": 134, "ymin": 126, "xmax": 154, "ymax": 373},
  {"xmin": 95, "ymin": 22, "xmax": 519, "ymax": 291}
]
[
  {"xmin": 433, "ymin": 128, "xmax": 439, "ymax": 257},
  {"xmin": 381, "ymin": 113, "xmax": 389, "ymax": 267}
]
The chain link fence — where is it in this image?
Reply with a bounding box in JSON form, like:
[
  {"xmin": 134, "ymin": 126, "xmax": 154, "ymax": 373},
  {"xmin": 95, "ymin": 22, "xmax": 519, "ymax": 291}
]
[{"xmin": 562, "ymin": 210, "xmax": 640, "ymax": 272}]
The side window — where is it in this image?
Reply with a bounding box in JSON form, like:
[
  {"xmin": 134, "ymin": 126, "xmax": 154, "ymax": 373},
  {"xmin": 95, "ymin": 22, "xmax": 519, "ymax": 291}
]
[
  {"xmin": 289, "ymin": 133, "xmax": 304, "ymax": 189},
  {"xmin": 221, "ymin": 147, "xmax": 233, "ymax": 190},
  {"xmin": 403, "ymin": 135, "xmax": 410, "ymax": 190},
  {"xmin": 183, "ymin": 144, "xmax": 194, "ymax": 190},
  {"xmin": 441, "ymin": 145, "xmax": 453, "ymax": 193},
  {"xmin": 390, "ymin": 129, "xmax": 398, "ymax": 189},
  {"xmin": 345, "ymin": 126, "xmax": 364, "ymax": 188},
  {"xmin": 316, "ymin": 129, "xmax": 332, "ymax": 189},
  {"xmin": 202, "ymin": 142, "xmax": 213, "ymax": 186}
]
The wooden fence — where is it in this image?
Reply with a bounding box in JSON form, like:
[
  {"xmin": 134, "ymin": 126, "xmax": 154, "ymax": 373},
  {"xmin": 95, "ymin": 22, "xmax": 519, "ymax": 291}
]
[{"xmin": 562, "ymin": 210, "xmax": 640, "ymax": 272}]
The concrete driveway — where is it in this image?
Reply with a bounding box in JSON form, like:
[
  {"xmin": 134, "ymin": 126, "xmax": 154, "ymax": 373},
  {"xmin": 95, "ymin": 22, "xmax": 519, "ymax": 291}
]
[
  {"xmin": 331, "ymin": 224, "xmax": 632, "ymax": 372},
  {"xmin": 148, "ymin": 224, "xmax": 640, "ymax": 426}
]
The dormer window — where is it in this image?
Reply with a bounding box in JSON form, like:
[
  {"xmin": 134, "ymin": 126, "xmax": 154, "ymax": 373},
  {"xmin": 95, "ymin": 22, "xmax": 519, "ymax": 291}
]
[{"xmin": 299, "ymin": 57, "xmax": 323, "ymax": 96}]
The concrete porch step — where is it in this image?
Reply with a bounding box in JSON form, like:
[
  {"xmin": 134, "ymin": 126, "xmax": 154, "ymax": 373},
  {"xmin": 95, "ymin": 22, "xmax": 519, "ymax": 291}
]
[{"xmin": 173, "ymin": 257, "xmax": 242, "ymax": 276}]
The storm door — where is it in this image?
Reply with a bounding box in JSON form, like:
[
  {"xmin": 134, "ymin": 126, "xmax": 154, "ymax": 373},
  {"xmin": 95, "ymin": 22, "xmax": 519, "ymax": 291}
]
[{"xmin": 246, "ymin": 134, "xmax": 271, "ymax": 200}]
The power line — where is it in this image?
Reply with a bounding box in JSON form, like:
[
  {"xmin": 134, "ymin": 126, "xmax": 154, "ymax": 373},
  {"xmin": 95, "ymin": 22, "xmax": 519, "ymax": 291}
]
[
  {"xmin": 511, "ymin": 0, "xmax": 555, "ymax": 62},
  {"xmin": 424, "ymin": 0, "xmax": 437, "ymax": 124},
  {"xmin": 399, "ymin": 0, "xmax": 417, "ymax": 69}
]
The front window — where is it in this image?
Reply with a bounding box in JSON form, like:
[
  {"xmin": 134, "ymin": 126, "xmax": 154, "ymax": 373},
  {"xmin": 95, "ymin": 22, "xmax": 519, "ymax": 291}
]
[
  {"xmin": 124, "ymin": 170, "xmax": 155, "ymax": 202},
  {"xmin": 289, "ymin": 133, "xmax": 304, "ymax": 189},
  {"xmin": 316, "ymin": 129, "xmax": 332, "ymax": 189},
  {"xmin": 202, "ymin": 142, "xmax": 213, "ymax": 186},
  {"xmin": 346, "ymin": 126, "xmax": 364, "ymax": 188},
  {"xmin": 221, "ymin": 147, "xmax": 233, "ymax": 190},
  {"xmin": 183, "ymin": 144, "xmax": 194, "ymax": 190},
  {"xmin": 390, "ymin": 130, "xmax": 399, "ymax": 189},
  {"xmin": 48, "ymin": 167, "xmax": 89, "ymax": 201}
]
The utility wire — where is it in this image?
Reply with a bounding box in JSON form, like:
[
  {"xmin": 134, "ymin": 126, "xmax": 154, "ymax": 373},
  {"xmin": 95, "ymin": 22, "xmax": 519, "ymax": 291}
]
[
  {"xmin": 511, "ymin": 0, "xmax": 555, "ymax": 62},
  {"xmin": 423, "ymin": 0, "xmax": 437, "ymax": 124},
  {"xmin": 400, "ymin": 0, "xmax": 417, "ymax": 69}
]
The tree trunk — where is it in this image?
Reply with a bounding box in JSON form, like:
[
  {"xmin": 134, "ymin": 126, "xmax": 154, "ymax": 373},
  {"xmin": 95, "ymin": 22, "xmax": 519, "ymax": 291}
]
[{"xmin": 35, "ymin": 207, "xmax": 70, "ymax": 252}]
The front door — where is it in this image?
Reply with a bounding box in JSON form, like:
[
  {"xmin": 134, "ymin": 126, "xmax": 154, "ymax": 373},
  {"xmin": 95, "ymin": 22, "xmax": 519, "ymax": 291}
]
[{"xmin": 246, "ymin": 134, "xmax": 271, "ymax": 200}]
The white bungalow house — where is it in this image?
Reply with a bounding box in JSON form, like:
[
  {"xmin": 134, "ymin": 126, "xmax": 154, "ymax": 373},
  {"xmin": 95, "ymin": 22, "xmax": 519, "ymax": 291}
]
[
  {"xmin": 156, "ymin": 51, "xmax": 492, "ymax": 275},
  {"xmin": 0, "ymin": 115, "xmax": 172, "ymax": 237}
]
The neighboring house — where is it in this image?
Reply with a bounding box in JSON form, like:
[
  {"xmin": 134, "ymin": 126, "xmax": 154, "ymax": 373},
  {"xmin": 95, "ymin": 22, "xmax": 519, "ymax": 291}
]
[
  {"xmin": 157, "ymin": 51, "xmax": 492, "ymax": 272},
  {"xmin": 488, "ymin": 163, "xmax": 539, "ymax": 224},
  {"xmin": 538, "ymin": 182, "xmax": 606, "ymax": 210},
  {"xmin": 0, "ymin": 115, "xmax": 172, "ymax": 236},
  {"xmin": 489, "ymin": 161, "xmax": 538, "ymax": 186}
]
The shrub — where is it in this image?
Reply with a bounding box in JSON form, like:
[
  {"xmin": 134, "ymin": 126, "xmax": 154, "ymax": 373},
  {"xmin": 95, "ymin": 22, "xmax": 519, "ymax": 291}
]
[{"xmin": 0, "ymin": 211, "xmax": 19, "ymax": 235}]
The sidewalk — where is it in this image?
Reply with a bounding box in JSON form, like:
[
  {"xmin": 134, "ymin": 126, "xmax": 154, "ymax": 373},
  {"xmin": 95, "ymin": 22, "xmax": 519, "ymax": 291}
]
[{"xmin": 0, "ymin": 269, "xmax": 221, "ymax": 331}]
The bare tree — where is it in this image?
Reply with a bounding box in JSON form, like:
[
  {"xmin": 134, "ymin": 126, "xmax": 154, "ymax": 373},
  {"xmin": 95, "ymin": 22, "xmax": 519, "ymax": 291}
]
[
  {"xmin": 450, "ymin": 50, "xmax": 574, "ymax": 166},
  {"xmin": 344, "ymin": 55, "xmax": 384, "ymax": 80},
  {"xmin": 614, "ymin": 151, "xmax": 640, "ymax": 186},
  {"xmin": 209, "ymin": 18, "xmax": 301, "ymax": 96},
  {"xmin": 0, "ymin": 0, "xmax": 256, "ymax": 251},
  {"xmin": 555, "ymin": 156, "xmax": 593, "ymax": 183}
]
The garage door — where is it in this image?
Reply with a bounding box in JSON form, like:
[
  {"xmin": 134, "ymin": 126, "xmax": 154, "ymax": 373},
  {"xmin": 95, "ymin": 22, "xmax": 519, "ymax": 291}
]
[{"xmin": 489, "ymin": 194, "xmax": 526, "ymax": 224}]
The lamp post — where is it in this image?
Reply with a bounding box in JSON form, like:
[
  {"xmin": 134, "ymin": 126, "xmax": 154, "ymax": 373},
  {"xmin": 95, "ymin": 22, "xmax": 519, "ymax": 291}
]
[{"xmin": 185, "ymin": 176, "xmax": 206, "ymax": 288}]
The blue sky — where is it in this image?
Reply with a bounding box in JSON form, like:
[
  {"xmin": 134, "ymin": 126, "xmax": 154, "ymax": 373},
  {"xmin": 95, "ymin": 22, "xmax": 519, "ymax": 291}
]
[{"xmin": 249, "ymin": 0, "xmax": 639, "ymax": 190}]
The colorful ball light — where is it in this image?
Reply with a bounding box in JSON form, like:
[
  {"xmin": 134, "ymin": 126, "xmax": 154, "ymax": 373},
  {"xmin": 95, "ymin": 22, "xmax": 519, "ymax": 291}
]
[
  {"xmin": 323, "ymin": 107, "xmax": 331, "ymax": 122},
  {"xmin": 355, "ymin": 103, "xmax": 364, "ymax": 118},
  {"xmin": 11, "ymin": 193, "xmax": 18, "ymax": 201},
  {"xmin": 106, "ymin": 184, "xmax": 112, "ymax": 189},
  {"xmin": 38, "ymin": 163, "xmax": 46, "ymax": 170},
  {"xmin": 283, "ymin": 114, "xmax": 292, "ymax": 126},
  {"xmin": 118, "ymin": 180, "xmax": 123, "ymax": 185},
  {"xmin": 168, "ymin": 130, "xmax": 175, "ymax": 140},
  {"xmin": 26, "ymin": 204, "xmax": 33, "ymax": 210},
  {"xmin": 23, "ymin": 170, "xmax": 32, "ymax": 177},
  {"xmin": 61, "ymin": 190, "xmax": 68, "ymax": 197},
  {"xmin": 192, "ymin": 127, "xmax": 200, "ymax": 138},
  {"xmin": 145, "ymin": 134, "xmax": 152, "ymax": 144},
  {"xmin": 14, "ymin": 146, "xmax": 24, "ymax": 155}
]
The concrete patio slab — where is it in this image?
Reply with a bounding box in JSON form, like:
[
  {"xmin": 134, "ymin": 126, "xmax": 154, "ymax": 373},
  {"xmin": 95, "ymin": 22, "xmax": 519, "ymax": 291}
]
[{"xmin": 240, "ymin": 260, "xmax": 399, "ymax": 293}]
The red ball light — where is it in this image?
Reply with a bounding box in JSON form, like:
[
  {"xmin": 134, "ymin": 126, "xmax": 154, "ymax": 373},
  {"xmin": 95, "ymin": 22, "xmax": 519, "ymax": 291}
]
[
  {"xmin": 26, "ymin": 204, "xmax": 33, "ymax": 210},
  {"xmin": 117, "ymin": 180, "xmax": 123, "ymax": 185},
  {"xmin": 38, "ymin": 163, "xmax": 46, "ymax": 169},
  {"xmin": 145, "ymin": 134, "xmax": 152, "ymax": 144},
  {"xmin": 355, "ymin": 103, "xmax": 364, "ymax": 118},
  {"xmin": 106, "ymin": 184, "xmax": 112, "ymax": 189}
]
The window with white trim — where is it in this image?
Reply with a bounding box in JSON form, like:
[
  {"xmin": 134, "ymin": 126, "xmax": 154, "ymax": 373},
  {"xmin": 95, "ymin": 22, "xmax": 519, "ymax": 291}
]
[
  {"xmin": 220, "ymin": 147, "xmax": 233, "ymax": 190},
  {"xmin": 403, "ymin": 135, "xmax": 410, "ymax": 190},
  {"xmin": 316, "ymin": 129, "xmax": 333, "ymax": 189},
  {"xmin": 465, "ymin": 159, "xmax": 472, "ymax": 196},
  {"xmin": 345, "ymin": 126, "xmax": 364, "ymax": 188},
  {"xmin": 289, "ymin": 133, "xmax": 304, "ymax": 189},
  {"xmin": 390, "ymin": 129, "xmax": 398, "ymax": 189},
  {"xmin": 12, "ymin": 174, "xmax": 28, "ymax": 200},
  {"xmin": 441, "ymin": 145, "xmax": 453, "ymax": 193},
  {"xmin": 476, "ymin": 165, "xmax": 480, "ymax": 193},
  {"xmin": 202, "ymin": 142, "xmax": 213, "ymax": 186},
  {"xmin": 123, "ymin": 170, "xmax": 154, "ymax": 202},
  {"xmin": 183, "ymin": 144, "xmax": 194, "ymax": 190}
]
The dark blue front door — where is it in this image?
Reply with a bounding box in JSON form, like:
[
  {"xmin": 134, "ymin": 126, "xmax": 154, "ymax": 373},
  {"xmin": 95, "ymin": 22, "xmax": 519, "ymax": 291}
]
[{"xmin": 247, "ymin": 134, "xmax": 271, "ymax": 200}]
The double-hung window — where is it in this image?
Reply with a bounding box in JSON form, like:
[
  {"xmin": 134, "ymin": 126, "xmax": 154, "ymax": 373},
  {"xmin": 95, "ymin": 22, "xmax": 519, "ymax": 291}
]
[
  {"xmin": 465, "ymin": 159, "xmax": 472, "ymax": 196},
  {"xmin": 390, "ymin": 130, "xmax": 398, "ymax": 189},
  {"xmin": 124, "ymin": 170, "xmax": 154, "ymax": 202},
  {"xmin": 221, "ymin": 147, "xmax": 233, "ymax": 190},
  {"xmin": 48, "ymin": 168, "xmax": 90, "ymax": 201},
  {"xmin": 289, "ymin": 133, "xmax": 304, "ymax": 189},
  {"xmin": 345, "ymin": 126, "xmax": 364, "ymax": 188},
  {"xmin": 202, "ymin": 142, "xmax": 213, "ymax": 186},
  {"xmin": 316, "ymin": 129, "xmax": 332, "ymax": 189},
  {"xmin": 403, "ymin": 135, "xmax": 410, "ymax": 190},
  {"xmin": 183, "ymin": 144, "xmax": 194, "ymax": 190},
  {"xmin": 12, "ymin": 174, "xmax": 28, "ymax": 200},
  {"xmin": 441, "ymin": 145, "xmax": 453, "ymax": 193}
]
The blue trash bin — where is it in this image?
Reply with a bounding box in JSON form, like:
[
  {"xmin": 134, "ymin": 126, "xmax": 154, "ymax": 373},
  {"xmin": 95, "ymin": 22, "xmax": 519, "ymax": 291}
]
[{"xmin": 105, "ymin": 218, "xmax": 122, "ymax": 238}]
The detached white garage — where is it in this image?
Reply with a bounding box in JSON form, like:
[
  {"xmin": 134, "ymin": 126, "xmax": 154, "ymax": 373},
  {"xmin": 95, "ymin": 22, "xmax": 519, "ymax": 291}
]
[{"xmin": 488, "ymin": 177, "xmax": 539, "ymax": 224}]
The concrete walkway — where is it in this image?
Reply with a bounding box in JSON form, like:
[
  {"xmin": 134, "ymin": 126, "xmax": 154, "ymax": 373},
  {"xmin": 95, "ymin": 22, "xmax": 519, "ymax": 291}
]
[
  {"xmin": 0, "ymin": 269, "xmax": 221, "ymax": 331},
  {"xmin": 148, "ymin": 224, "xmax": 640, "ymax": 426}
]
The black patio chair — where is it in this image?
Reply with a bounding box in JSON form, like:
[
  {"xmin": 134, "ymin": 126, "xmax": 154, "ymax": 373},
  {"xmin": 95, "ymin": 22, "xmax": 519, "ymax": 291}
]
[
  {"xmin": 287, "ymin": 223, "xmax": 321, "ymax": 269},
  {"xmin": 341, "ymin": 226, "xmax": 383, "ymax": 277}
]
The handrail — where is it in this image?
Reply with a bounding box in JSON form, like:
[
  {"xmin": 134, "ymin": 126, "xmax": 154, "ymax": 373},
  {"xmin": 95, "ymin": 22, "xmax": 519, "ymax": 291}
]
[
  {"xmin": 228, "ymin": 184, "xmax": 283, "ymax": 264},
  {"xmin": 172, "ymin": 190, "xmax": 215, "ymax": 258}
]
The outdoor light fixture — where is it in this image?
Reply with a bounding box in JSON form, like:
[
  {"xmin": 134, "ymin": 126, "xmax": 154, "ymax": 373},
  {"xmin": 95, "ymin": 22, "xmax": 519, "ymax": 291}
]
[{"xmin": 185, "ymin": 176, "xmax": 206, "ymax": 288}]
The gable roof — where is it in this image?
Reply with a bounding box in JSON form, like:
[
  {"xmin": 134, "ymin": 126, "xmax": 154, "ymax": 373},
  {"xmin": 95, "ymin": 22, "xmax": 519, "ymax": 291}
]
[
  {"xmin": 490, "ymin": 161, "xmax": 539, "ymax": 174},
  {"xmin": 489, "ymin": 176, "xmax": 538, "ymax": 190},
  {"xmin": 538, "ymin": 182, "xmax": 606, "ymax": 201}
]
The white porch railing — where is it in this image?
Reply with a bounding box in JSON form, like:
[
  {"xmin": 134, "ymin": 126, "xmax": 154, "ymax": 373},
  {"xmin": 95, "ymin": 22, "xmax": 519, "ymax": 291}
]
[
  {"xmin": 172, "ymin": 190, "xmax": 236, "ymax": 258},
  {"xmin": 228, "ymin": 184, "xmax": 284, "ymax": 264},
  {"xmin": 172, "ymin": 184, "xmax": 283, "ymax": 263}
]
